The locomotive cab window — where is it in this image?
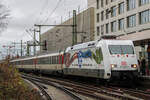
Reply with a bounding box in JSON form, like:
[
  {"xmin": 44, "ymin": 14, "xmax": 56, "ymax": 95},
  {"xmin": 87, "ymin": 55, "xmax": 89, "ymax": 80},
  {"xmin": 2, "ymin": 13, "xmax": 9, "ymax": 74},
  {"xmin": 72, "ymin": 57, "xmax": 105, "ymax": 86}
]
[{"xmin": 109, "ymin": 45, "xmax": 134, "ymax": 54}]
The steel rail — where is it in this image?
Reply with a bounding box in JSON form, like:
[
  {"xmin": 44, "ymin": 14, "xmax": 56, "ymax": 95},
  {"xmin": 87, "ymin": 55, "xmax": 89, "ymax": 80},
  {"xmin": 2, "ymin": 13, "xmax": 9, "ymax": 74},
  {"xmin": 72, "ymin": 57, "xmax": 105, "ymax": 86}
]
[
  {"xmin": 24, "ymin": 78, "xmax": 52, "ymax": 100},
  {"xmin": 22, "ymin": 74, "xmax": 141, "ymax": 100},
  {"xmin": 22, "ymin": 75, "xmax": 83, "ymax": 100}
]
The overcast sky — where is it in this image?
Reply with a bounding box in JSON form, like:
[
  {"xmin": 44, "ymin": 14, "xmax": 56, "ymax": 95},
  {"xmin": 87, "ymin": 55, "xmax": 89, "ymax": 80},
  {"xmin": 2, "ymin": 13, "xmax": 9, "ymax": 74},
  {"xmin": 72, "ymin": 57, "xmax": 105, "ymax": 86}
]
[{"xmin": 0, "ymin": 0, "xmax": 87, "ymax": 57}]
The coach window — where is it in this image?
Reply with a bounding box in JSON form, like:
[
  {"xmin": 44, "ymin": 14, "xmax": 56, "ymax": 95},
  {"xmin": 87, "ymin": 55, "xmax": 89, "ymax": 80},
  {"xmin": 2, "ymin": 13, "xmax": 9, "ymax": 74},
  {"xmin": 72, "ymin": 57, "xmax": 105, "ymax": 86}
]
[
  {"xmin": 16, "ymin": 61, "xmax": 18, "ymax": 65},
  {"xmin": 52, "ymin": 56, "xmax": 54, "ymax": 64},
  {"xmin": 51, "ymin": 57, "xmax": 53, "ymax": 64},
  {"xmin": 41, "ymin": 58, "xmax": 44, "ymax": 64},
  {"xmin": 39, "ymin": 58, "xmax": 42, "ymax": 64},
  {"xmin": 27, "ymin": 60, "xmax": 29, "ymax": 65},
  {"xmin": 49, "ymin": 57, "xmax": 50, "ymax": 64},
  {"xmin": 42, "ymin": 58, "xmax": 44, "ymax": 64},
  {"xmin": 43, "ymin": 58, "xmax": 46, "ymax": 64},
  {"xmin": 51, "ymin": 57, "xmax": 52, "ymax": 64},
  {"xmin": 37, "ymin": 59, "xmax": 39, "ymax": 64},
  {"xmin": 44, "ymin": 58, "xmax": 46, "ymax": 64},
  {"xmin": 40, "ymin": 58, "xmax": 42, "ymax": 64},
  {"xmin": 56, "ymin": 56, "xmax": 58, "ymax": 64},
  {"xmin": 25, "ymin": 60, "xmax": 27, "ymax": 65},
  {"xmin": 17, "ymin": 61, "xmax": 19, "ymax": 65},
  {"xmin": 55, "ymin": 56, "xmax": 56, "ymax": 64},
  {"xmin": 48, "ymin": 57, "xmax": 50, "ymax": 64},
  {"xmin": 45, "ymin": 57, "xmax": 48, "ymax": 64},
  {"xmin": 50, "ymin": 57, "xmax": 52, "ymax": 64},
  {"xmin": 46, "ymin": 57, "xmax": 49, "ymax": 64},
  {"xmin": 58, "ymin": 56, "xmax": 60, "ymax": 64},
  {"xmin": 49, "ymin": 57, "xmax": 51, "ymax": 64},
  {"xmin": 28, "ymin": 60, "xmax": 30, "ymax": 65},
  {"xmin": 30, "ymin": 60, "xmax": 32, "ymax": 65},
  {"xmin": 53, "ymin": 56, "xmax": 55, "ymax": 64},
  {"xmin": 42, "ymin": 58, "xmax": 45, "ymax": 64},
  {"xmin": 37, "ymin": 59, "xmax": 40, "ymax": 64},
  {"xmin": 54, "ymin": 56, "xmax": 56, "ymax": 64},
  {"xmin": 40, "ymin": 58, "xmax": 43, "ymax": 64},
  {"xmin": 55, "ymin": 56, "xmax": 57, "ymax": 64},
  {"xmin": 43, "ymin": 58, "xmax": 45, "ymax": 64},
  {"xmin": 29, "ymin": 60, "xmax": 32, "ymax": 65}
]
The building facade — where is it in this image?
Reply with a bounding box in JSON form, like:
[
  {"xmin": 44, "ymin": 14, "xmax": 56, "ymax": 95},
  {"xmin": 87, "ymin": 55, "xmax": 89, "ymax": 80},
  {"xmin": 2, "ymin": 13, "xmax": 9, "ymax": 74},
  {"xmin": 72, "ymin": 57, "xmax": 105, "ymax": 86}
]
[
  {"xmin": 88, "ymin": 0, "xmax": 96, "ymax": 8},
  {"xmin": 88, "ymin": 0, "xmax": 150, "ymax": 59},
  {"xmin": 41, "ymin": 7, "xmax": 95, "ymax": 52},
  {"xmin": 94, "ymin": 0, "xmax": 150, "ymax": 40}
]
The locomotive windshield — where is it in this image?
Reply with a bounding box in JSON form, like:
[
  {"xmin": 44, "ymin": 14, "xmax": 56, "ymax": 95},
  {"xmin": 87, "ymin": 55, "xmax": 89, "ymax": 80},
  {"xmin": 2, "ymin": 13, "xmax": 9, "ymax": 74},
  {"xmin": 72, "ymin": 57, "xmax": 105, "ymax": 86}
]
[{"xmin": 109, "ymin": 45, "xmax": 134, "ymax": 54}]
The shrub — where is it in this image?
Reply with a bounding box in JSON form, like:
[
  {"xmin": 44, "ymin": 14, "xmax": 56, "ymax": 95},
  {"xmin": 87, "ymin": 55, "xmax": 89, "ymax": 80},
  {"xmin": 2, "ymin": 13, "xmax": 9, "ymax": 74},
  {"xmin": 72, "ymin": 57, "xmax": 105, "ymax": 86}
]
[{"xmin": 0, "ymin": 62, "xmax": 42, "ymax": 100}]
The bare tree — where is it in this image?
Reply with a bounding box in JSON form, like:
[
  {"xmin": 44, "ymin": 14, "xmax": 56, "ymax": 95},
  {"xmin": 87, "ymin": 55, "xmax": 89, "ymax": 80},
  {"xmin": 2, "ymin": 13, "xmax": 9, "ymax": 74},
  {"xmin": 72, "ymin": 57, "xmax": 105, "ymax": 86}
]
[{"xmin": 0, "ymin": 3, "xmax": 9, "ymax": 33}]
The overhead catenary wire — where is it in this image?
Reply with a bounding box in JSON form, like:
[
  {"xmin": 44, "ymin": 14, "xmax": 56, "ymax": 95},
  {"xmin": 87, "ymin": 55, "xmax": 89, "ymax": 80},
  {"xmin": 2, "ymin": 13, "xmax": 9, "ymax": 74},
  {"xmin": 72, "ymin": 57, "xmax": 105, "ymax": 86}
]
[
  {"xmin": 25, "ymin": 29, "xmax": 34, "ymax": 39},
  {"xmin": 42, "ymin": 0, "xmax": 63, "ymax": 24},
  {"xmin": 34, "ymin": 0, "xmax": 49, "ymax": 24}
]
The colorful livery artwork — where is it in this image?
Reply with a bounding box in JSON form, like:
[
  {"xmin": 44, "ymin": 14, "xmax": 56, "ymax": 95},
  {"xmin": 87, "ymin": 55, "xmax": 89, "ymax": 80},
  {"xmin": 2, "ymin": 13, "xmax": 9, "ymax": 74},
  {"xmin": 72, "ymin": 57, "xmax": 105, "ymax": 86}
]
[{"xmin": 65, "ymin": 48, "xmax": 103, "ymax": 68}]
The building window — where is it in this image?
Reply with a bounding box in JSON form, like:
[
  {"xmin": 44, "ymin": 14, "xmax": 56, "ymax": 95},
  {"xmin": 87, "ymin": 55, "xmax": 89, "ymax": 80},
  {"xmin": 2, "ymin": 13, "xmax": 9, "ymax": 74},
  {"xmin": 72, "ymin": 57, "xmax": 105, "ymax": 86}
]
[
  {"xmin": 139, "ymin": 0, "xmax": 150, "ymax": 6},
  {"xmin": 106, "ymin": 0, "xmax": 108, "ymax": 5},
  {"xmin": 127, "ymin": 0, "xmax": 136, "ymax": 11},
  {"xmin": 97, "ymin": 26, "xmax": 100, "ymax": 36},
  {"xmin": 127, "ymin": 14, "xmax": 136, "ymax": 27},
  {"xmin": 119, "ymin": 2, "xmax": 124, "ymax": 14},
  {"xmin": 111, "ymin": 6, "xmax": 117, "ymax": 17},
  {"xmin": 106, "ymin": 9, "xmax": 109, "ymax": 19},
  {"xmin": 119, "ymin": 18, "xmax": 124, "ymax": 30},
  {"xmin": 97, "ymin": 0, "xmax": 99, "ymax": 9},
  {"xmin": 97, "ymin": 13, "xmax": 100, "ymax": 22},
  {"xmin": 101, "ymin": 11, "xmax": 104, "ymax": 21},
  {"xmin": 139, "ymin": 10, "xmax": 150, "ymax": 24},
  {"xmin": 101, "ymin": 25, "xmax": 104, "ymax": 35},
  {"xmin": 111, "ymin": 21, "xmax": 117, "ymax": 32},
  {"xmin": 101, "ymin": 0, "xmax": 104, "ymax": 7},
  {"xmin": 106, "ymin": 23, "xmax": 109, "ymax": 33}
]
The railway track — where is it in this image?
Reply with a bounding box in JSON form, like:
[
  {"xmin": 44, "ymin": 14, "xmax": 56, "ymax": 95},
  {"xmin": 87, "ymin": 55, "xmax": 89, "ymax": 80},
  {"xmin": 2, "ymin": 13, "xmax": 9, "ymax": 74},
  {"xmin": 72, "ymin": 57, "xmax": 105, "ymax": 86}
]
[
  {"xmin": 23, "ymin": 78, "xmax": 52, "ymax": 100},
  {"xmin": 106, "ymin": 86, "xmax": 150, "ymax": 100},
  {"xmin": 21, "ymin": 73, "xmax": 150, "ymax": 100},
  {"xmin": 22, "ymin": 74, "xmax": 83, "ymax": 100}
]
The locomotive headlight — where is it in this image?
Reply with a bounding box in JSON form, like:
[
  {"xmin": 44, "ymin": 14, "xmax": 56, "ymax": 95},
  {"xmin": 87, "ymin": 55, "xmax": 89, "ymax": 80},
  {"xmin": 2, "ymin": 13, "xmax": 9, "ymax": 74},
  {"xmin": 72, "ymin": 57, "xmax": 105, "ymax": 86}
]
[
  {"xmin": 131, "ymin": 64, "xmax": 137, "ymax": 68},
  {"xmin": 111, "ymin": 64, "xmax": 117, "ymax": 68}
]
